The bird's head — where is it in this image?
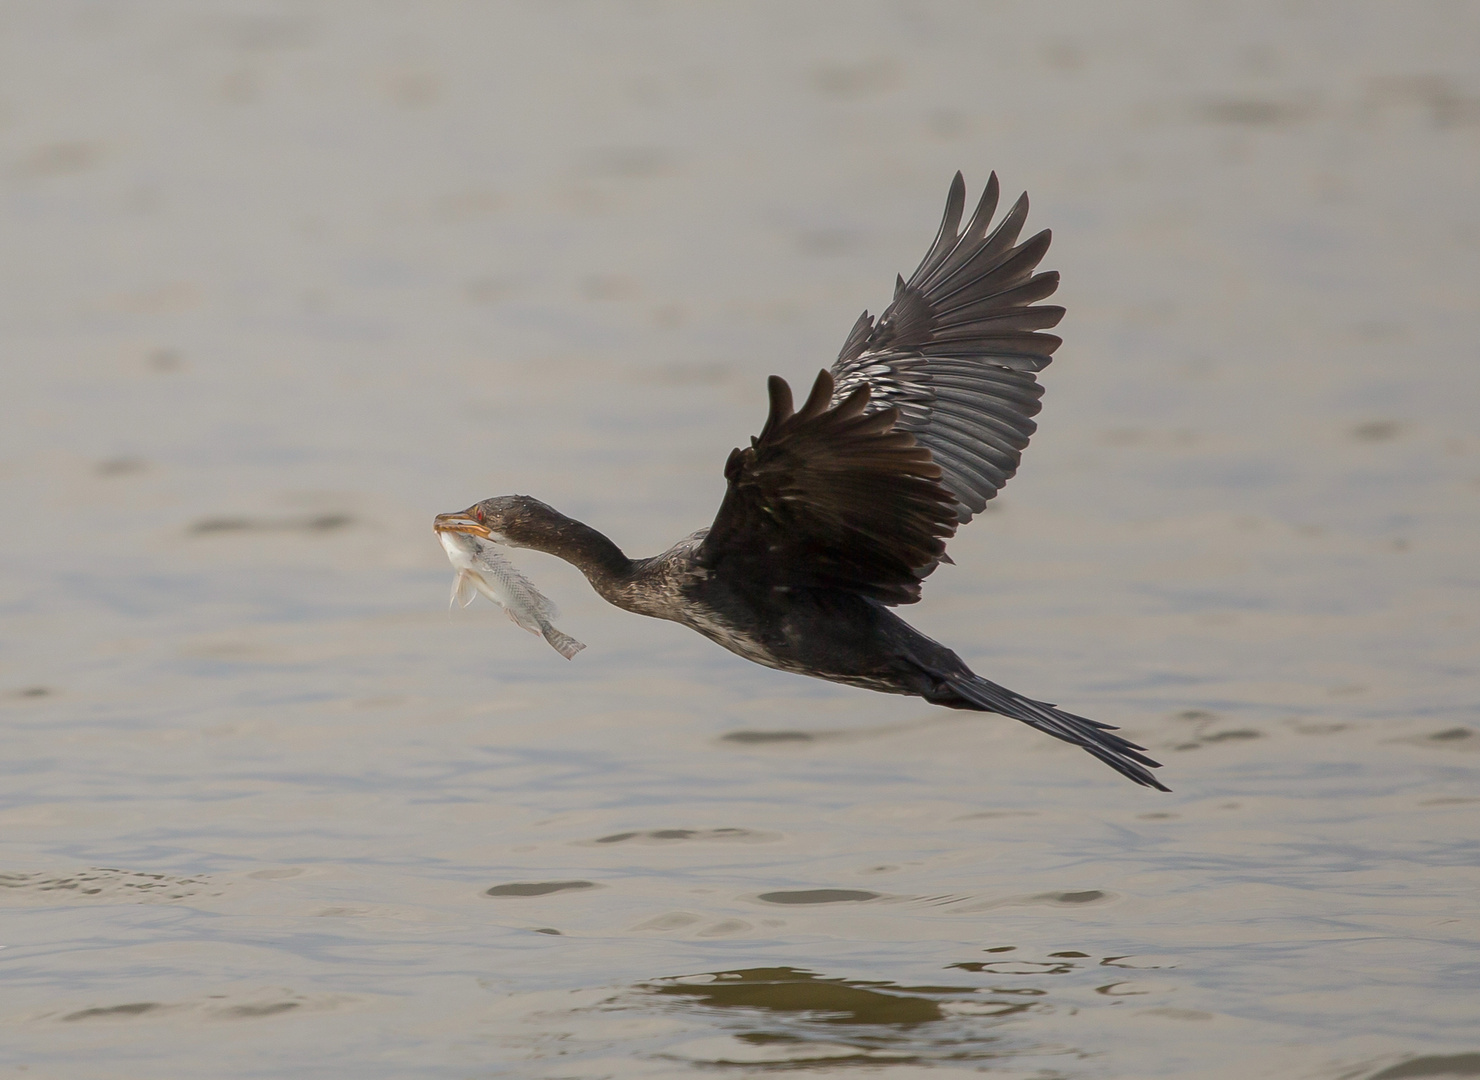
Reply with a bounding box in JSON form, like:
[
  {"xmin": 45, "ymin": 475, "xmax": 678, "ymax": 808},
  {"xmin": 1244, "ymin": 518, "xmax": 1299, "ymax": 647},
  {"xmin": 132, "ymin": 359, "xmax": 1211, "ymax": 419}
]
[{"xmin": 433, "ymin": 495, "xmax": 562, "ymax": 548}]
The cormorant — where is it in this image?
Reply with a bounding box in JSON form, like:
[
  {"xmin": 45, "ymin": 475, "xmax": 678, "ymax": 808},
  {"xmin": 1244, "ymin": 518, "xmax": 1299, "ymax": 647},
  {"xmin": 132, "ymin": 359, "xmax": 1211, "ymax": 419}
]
[{"xmin": 435, "ymin": 173, "xmax": 1167, "ymax": 790}]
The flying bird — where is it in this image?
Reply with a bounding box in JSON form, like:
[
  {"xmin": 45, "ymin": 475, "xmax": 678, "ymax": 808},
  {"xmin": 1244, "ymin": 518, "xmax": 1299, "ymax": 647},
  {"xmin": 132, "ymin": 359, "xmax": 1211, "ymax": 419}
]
[{"xmin": 435, "ymin": 173, "xmax": 1166, "ymax": 790}]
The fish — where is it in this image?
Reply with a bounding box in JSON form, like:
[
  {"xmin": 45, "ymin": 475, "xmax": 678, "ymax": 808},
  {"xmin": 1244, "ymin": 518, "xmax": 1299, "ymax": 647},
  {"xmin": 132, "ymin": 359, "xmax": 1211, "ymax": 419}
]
[{"xmin": 438, "ymin": 530, "xmax": 586, "ymax": 660}]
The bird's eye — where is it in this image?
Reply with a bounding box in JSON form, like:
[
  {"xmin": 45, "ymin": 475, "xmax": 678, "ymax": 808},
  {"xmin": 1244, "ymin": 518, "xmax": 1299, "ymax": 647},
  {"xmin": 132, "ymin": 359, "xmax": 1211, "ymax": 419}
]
[{"xmin": 473, "ymin": 506, "xmax": 486, "ymax": 523}]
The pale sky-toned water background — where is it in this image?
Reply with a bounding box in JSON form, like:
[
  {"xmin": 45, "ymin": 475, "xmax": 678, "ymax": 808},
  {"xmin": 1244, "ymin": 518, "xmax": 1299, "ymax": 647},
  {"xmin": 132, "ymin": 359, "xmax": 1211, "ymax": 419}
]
[{"xmin": 2, "ymin": 2, "xmax": 1479, "ymax": 1077}]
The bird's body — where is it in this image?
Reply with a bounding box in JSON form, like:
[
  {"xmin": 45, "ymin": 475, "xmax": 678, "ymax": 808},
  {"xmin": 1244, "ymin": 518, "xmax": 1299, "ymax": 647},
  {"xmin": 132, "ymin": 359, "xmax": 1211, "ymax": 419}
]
[
  {"xmin": 585, "ymin": 524, "xmax": 936, "ymax": 693},
  {"xmin": 436, "ymin": 173, "xmax": 1168, "ymax": 791}
]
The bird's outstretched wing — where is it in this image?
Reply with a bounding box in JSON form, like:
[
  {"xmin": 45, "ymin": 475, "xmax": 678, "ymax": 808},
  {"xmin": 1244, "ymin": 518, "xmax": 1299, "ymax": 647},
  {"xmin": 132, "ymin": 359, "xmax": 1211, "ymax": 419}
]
[
  {"xmin": 699, "ymin": 369, "xmax": 958, "ymax": 605},
  {"xmin": 832, "ymin": 172, "xmax": 1063, "ymax": 525}
]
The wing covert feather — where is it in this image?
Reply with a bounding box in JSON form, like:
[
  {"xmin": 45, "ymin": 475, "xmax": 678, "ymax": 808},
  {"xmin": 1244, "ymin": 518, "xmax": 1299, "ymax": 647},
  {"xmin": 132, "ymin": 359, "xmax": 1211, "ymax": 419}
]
[{"xmin": 699, "ymin": 370, "xmax": 958, "ymax": 605}]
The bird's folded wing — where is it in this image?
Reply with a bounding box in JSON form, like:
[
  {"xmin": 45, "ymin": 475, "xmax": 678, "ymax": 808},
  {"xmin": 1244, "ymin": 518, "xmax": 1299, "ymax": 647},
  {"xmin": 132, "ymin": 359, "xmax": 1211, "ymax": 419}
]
[
  {"xmin": 699, "ymin": 370, "xmax": 959, "ymax": 605},
  {"xmin": 831, "ymin": 172, "xmax": 1063, "ymax": 525}
]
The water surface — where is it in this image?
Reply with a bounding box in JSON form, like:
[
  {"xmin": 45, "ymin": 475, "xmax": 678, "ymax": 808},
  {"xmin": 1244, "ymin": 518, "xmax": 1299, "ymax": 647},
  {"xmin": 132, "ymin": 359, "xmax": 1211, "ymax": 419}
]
[{"xmin": 2, "ymin": 3, "xmax": 1478, "ymax": 1077}]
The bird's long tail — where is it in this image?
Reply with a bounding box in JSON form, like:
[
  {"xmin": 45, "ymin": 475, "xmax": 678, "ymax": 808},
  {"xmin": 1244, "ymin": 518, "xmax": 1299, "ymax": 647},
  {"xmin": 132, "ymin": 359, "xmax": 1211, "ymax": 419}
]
[{"xmin": 934, "ymin": 675, "xmax": 1169, "ymax": 791}]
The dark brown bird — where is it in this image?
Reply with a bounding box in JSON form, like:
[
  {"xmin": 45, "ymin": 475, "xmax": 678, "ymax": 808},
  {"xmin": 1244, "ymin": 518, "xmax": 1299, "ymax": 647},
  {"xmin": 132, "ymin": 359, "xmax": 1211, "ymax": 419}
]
[{"xmin": 435, "ymin": 173, "xmax": 1166, "ymax": 790}]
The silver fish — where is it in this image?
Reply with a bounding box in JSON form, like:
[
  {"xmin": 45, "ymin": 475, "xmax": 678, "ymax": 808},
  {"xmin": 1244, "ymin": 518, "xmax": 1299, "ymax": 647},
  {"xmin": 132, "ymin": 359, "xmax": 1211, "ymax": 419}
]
[{"xmin": 438, "ymin": 530, "xmax": 585, "ymax": 660}]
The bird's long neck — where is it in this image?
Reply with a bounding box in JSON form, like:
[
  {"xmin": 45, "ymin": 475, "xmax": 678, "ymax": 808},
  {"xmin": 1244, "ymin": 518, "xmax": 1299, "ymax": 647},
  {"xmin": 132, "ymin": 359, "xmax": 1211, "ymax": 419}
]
[{"xmin": 510, "ymin": 510, "xmax": 638, "ymax": 607}]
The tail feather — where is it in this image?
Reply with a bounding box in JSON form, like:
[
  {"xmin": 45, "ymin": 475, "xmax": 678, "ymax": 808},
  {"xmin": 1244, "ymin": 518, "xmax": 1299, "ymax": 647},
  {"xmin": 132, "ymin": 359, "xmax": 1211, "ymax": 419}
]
[{"xmin": 944, "ymin": 675, "xmax": 1169, "ymax": 791}]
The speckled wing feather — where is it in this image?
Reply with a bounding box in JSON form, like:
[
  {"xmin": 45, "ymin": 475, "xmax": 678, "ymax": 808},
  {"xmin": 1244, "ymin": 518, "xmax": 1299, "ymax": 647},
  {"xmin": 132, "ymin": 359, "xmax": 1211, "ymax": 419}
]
[
  {"xmin": 700, "ymin": 370, "xmax": 959, "ymax": 605},
  {"xmin": 832, "ymin": 172, "xmax": 1063, "ymax": 525}
]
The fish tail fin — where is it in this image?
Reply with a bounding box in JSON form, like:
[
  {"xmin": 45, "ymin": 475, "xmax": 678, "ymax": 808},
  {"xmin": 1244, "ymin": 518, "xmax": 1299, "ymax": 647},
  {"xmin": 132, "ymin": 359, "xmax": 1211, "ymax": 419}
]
[{"xmin": 543, "ymin": 627, "xmax": 586, "ymax": 660}]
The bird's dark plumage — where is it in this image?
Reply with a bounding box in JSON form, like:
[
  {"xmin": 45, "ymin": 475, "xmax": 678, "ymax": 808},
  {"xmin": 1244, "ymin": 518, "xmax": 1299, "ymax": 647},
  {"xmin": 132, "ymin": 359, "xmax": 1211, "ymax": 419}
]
[
  {"xmin": 701, "ymin": 370, "xmax": 957, "ymax": 606},
  {"xmin": 832, "ymin": 171, "xmax": 1061, "ymax": 524},
  {"xmin": 436, "ymin": 173, "xmax": 1168, "ymax": 791}
]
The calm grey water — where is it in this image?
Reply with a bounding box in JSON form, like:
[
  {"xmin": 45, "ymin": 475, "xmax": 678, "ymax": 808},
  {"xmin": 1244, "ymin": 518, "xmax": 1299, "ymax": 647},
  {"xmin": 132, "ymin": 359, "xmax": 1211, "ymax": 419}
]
[{"xmin": 2, "ymin": 3, "xmax": 1478, "ymax": 1077}]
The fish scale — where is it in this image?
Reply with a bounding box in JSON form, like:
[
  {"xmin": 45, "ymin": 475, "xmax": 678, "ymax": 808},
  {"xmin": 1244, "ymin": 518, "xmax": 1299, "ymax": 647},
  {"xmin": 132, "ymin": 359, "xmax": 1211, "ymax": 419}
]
[{"xmin": 438, "ymin": 531, "xmax": 585, "ymax": 660}]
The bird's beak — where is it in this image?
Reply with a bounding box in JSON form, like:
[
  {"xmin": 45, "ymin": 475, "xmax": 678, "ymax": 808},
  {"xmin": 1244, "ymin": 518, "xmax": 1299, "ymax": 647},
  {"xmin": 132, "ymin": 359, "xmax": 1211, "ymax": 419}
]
[{"xmin": 433, "ymin": 511, "xmax": 491, "ymax": 538}]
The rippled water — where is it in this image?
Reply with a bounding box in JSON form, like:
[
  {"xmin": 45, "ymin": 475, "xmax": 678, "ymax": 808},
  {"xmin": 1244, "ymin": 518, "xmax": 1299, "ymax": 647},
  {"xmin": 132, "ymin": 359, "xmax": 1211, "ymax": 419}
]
[{"xmin": 2, "ymin": 3, "xmax": 1478, "ymax": 1077}]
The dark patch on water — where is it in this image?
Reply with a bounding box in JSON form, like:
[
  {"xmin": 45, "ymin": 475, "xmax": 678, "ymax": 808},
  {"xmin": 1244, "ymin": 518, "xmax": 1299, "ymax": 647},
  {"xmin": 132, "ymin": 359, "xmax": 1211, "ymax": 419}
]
[
  {"xmin": 580, "ymin": 145, "xmax": 676, "ymax": 179},
  {"xmin": 1366, "ymin": 1054, "xmax": 1480, "ymax": 1080},
  {"xmin": 756, "ymin": 889, "xmax": 880, "ymax": 905},
  {"xmin": 63, "ymin": 1002, "xmax": 164, "ymax": 1021},
  {"xmin": 641, "ymin": 966, "xmax": 1060, "ymax": 1064},
  {"xmin": 722, "ymin": 730, "xmax": 814, "ymax": 744},
  {"xmin": 1172, "ymin": 710, "xmax": 1265, "ymax": 751},
  {"xmin": 1365, "ymin": 75, "xmax": 1480, "ymax": 129},
  {"xmin": 583, "ymin": 827, "xmax": 779, "ymax": 846},
  {"xmin": 485, "ymin": 880, "xmax": 599, "ymax": 898},
  {"xmin": 22, "ymin": 140, "xmax": 105, "ymax": 176},
  {"xmin": 1351, "ymin": 420, "xmax": 1405, "ymax": 442},
  {"xmin": 951, "ymin": 960, "xmax": 1078, "ymax": 976},
  {"xmin": 1393, "ymin": 727, "xmax": 1479, "ymax": 753},
  {"xmin": 96, "ymin": 457, "xmax": 148, "ymax": 476},
  {"xmin": 648, "ymin": 967, "xmax": 947, "ymax": 1025},
  {"xmin": 221, "ymin": 1002, "xmax": 299, "ymax": 1018},
  {"xmin": 189, "ymin": 513, "xmax": 354, "ymax": 535},
  {"xmin": 1195, "ymin": 98, "xmax": 1308, "ymax": 125},
  {"xmin": 0, "ymin": 868, "xmax": 209, "ymax": 904}
]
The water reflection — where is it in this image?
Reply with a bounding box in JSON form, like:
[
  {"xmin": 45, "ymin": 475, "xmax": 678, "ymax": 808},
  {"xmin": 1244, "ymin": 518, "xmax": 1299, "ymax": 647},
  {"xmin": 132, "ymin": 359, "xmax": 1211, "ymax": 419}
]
[
  {"xmin": 0, "ymin": 867, "xmax": 209, "ymax": 905},
  {"xmin": 638, "ymin": 966, "xmax": 1058, "ymax": 1068},
  {"xmin": 756, "ymin": 889, "xmax": 881, "ymax": 904},
  {"xmin": 648, "ymin": 968, "xmax": 973, "ymax": 1025},
  {"xmin": 1364, "ymin": 1055, "xmax": 1480, "ymax": 1080},
  {"xmin": 7, "ymin": 2, "xmax": 1478, "ymax": 1075},
  {"xmin": 485, "ymin": 880, "xmax": 600, "ymax": 897},
  {"xmin": 579, "ymin": 827, "xmax": 781, "ymax": 845}
]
